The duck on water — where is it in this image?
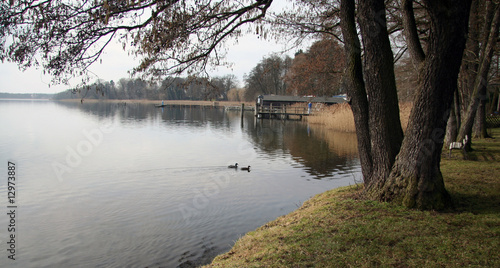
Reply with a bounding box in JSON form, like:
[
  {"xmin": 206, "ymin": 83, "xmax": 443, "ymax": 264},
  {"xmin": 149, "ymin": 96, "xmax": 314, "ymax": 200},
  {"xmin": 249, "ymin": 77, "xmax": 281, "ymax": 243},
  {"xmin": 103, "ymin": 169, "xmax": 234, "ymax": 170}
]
[{"xmin": 240, "ymin": 166, "xmax": 250, "ymax": 171}]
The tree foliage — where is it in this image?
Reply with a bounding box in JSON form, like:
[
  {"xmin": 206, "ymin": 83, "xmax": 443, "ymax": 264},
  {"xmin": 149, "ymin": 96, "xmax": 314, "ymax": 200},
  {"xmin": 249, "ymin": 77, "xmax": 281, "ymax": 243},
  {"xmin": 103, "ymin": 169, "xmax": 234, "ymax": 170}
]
[
  {"xmin": 285, "ymin": 37, "xmax": 345, "ymax": 97},
  {"xmin": 0, "ymin": 0, "xmax": 273, "ymax": 85},
  {"xmin": 52, "ymin": 75, "xmax": 237, "ymax": 101},
  {"xmin": 243, "ymin": 54, "xmax": 292, "ymax": 101},
  {"xmin": 243, "ymin": 38, "xmax": 345, "ymax": 101}
]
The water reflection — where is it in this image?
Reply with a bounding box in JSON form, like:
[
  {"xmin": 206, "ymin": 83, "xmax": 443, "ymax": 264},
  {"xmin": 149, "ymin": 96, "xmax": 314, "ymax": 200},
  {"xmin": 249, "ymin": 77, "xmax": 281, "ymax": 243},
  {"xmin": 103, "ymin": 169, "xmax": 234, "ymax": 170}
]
[
  {"xmin": 4, "ymin": 100, "xmax": 361, "ymax": 267},
  {"xmin": 286, "ymin": 124, "xmax": 359, "ymax": 179},
  {"xmin": 54, "ymin": 101, "xmax": 359, "ymax": 180},
  {"xmin": 56, "ymin": 101, "xmax": 233, "ymax": 130},
  {"xmin": 241, "ymin": 113, "xmax": 359, "ymax": 179}
]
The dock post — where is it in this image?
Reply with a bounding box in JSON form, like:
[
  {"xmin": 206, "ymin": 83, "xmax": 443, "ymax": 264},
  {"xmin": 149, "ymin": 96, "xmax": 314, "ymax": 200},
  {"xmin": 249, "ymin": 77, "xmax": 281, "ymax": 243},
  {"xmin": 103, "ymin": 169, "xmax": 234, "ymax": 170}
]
[{"xmin": 241, "ymin": 103, "xmax": 245, "ymax": 121}]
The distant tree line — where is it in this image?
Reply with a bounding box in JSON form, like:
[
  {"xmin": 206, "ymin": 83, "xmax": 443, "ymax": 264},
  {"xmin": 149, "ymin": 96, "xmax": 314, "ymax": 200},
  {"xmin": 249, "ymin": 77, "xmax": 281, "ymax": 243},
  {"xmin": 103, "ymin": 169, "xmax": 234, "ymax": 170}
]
[
  {"xmin": 51, "ymin": 34, "xmax": 459, "ymax": 104},
  {"xmin": 0, "ymin": 92, "xmax": 54, "ymax": 99},
  {"xmin": 50, "ymin": 37, "xmax": 348, "ymax": 102},
  {"xmin": 243, "ymin": 54, "xmax": 293, "ymax": 101},
  {"xmin": 52, "ymin": 33, "xmax": 466, "ymax": 104},
  {"xmin": 52, "ymin": 75, "xmax": 238, "ymax": 101},
  {"xmin": 243, "ymin": 37, "xmax": 347, "ymax": 101}
]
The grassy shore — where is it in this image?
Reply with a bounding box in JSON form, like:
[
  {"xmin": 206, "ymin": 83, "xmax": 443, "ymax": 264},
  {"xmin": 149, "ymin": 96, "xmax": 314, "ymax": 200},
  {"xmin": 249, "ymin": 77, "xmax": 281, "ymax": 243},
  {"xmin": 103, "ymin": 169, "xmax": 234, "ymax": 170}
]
[{"xmin": 205, "ymin": 128, "xmax": 500, "ymax": 267}]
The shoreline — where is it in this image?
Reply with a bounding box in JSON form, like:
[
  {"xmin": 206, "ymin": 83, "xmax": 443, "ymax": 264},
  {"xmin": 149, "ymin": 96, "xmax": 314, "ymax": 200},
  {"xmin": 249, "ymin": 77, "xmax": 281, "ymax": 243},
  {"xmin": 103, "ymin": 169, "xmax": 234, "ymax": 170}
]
[
  {"xmin": 54, "ymin": 99, "xmax": 255, "ymax": 107},
  {"xmin": 204, "ymin": 128, "xmax": 500, "ymax": 267}
]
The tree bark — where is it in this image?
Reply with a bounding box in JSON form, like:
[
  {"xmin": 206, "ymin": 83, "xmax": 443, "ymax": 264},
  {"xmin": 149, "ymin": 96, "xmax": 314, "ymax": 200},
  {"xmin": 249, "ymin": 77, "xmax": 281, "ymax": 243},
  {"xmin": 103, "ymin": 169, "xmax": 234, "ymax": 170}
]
[
  {"xmin": 373, "ymin": 0, "xmax": 471, "ymax": 210},
  {"xmin": 458, "ymin": 2, "xmax": 500, "ymax": 146},
  {"xmin": 340, "ymin": 0, "xmax": 373, "ymax": 182},
  {"xmin": 446, "ymin": 89, "xmax": 461, "ymax": 146},
  {"xmin": 445, "ymin": 96, "xmax": 459, "ymax": 147},
  {"xmin": 496, "ymin": 90, "xmax": 500, "ymax": 113},
  {"xmin": 446, "ymin": 0, "xmax": 483, "ymax": 146},
  {"xmin": 473, "ymin": 86, "xmax": 491, "ymax": 139},
  {"xmin": 402, "ymin": 0, "xmax": 426, "ymax": 65},
  {"xmin": 357, "ymin": 0, "xmax": 404, "ymax": 189},
  {"xmin": 458, "ymin": 0, "xmax": 484, "ymax": 118}
]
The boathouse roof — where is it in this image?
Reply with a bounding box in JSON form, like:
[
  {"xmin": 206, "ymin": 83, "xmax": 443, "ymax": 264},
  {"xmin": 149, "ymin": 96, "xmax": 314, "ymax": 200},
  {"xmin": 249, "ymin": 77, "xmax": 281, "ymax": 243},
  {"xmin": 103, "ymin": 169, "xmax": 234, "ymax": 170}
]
[{"xmin": 258, "ymin": 95, "xmax": 347, "ymax": 105}]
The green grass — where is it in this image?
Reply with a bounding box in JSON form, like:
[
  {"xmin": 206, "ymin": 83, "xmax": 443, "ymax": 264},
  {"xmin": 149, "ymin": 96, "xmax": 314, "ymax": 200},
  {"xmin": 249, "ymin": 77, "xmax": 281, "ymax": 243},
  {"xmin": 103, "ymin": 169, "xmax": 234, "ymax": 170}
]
[{"xmin": 205, "ymin": 129, "xmax": 500, "ymax": 267}]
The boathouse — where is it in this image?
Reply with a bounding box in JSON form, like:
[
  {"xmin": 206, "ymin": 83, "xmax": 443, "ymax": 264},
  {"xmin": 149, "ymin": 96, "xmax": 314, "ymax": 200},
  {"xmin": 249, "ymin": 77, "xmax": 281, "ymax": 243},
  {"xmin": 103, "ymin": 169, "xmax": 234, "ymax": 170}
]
[{"xmin": 255, "ymin": 95, "xmax": 347, "ymax": 119}]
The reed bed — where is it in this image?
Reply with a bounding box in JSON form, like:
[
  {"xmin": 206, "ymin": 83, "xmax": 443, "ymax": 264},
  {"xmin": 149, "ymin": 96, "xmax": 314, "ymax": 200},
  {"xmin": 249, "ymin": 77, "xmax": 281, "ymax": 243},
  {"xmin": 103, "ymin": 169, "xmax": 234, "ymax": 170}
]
[
  {"xmin": 308, "ymin": 124, "xmax": 359, "ymax": 157},
  {"xmin": 308, "ymin": 102, "xmax": 413, "ymax": 133}
]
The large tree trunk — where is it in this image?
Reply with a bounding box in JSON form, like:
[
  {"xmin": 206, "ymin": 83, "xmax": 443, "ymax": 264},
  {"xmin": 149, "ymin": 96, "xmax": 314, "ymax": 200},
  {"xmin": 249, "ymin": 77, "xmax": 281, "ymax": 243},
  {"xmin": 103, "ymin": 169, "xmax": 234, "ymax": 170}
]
[
  {"xmin": 357, "ymin": 0, "xmax": 404, "ymax": 188},
  {"xmin": 373, "ymin": 0, "xmax": 471, "ymax": 210},
  {"xmin": 340, "ymin": 0, "xmax": 373, "ymax": 182}
]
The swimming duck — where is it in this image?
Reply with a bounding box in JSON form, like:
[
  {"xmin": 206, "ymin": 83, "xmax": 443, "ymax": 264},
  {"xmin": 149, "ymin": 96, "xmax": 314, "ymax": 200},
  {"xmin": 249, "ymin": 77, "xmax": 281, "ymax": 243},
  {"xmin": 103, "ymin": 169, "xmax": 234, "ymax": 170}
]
[
  {"xmin": 240, "ymin": 165, "xmax": 251, "ymax": 171},
  {"xmin": 228, "ymin": 163, "xmax": 238, "ymax": 168}
]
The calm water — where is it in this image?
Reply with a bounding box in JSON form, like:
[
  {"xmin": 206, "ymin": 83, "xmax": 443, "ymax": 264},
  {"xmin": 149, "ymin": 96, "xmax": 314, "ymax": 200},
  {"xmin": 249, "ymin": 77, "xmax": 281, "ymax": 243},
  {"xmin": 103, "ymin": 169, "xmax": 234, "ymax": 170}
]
[{"xmin": 0, "ymin": 99, "xmax": 360, "ymax": 267}]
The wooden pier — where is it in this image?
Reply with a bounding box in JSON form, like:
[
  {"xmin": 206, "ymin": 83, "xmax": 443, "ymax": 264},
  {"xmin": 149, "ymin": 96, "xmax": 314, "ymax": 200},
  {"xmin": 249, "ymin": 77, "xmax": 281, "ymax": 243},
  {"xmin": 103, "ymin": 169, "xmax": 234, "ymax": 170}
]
[
  {"xmin": 255, "ymin": 105, "xmax": 310, "ymax": 120},
  {"xmin": 255, "ymin": 95, "xmax": 347, "ymax": 120}
]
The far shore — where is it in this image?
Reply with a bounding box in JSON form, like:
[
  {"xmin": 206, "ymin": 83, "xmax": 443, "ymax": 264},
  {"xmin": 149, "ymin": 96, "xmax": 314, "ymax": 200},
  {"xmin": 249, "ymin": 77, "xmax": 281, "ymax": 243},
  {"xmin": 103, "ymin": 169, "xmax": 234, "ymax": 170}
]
[{"xmin": 54, "ymin": 99, "xmax": 255, "ymax": 107}]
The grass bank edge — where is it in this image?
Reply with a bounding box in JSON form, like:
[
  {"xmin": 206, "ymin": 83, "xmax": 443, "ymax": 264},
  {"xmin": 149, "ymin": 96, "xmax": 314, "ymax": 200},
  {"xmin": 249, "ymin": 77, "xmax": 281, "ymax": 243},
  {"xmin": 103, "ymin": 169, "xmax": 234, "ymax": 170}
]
[{"xmin": 205, "ymin": 128, "xmax": 500, "ymax": 267}]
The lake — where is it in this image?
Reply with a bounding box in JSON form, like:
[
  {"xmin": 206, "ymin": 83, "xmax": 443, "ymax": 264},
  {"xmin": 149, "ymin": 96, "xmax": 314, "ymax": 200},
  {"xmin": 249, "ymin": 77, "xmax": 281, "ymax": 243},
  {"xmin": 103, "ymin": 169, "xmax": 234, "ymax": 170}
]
[{"xmin": 0, "ymin": 99, "xmax": 360, "ymax": 267}]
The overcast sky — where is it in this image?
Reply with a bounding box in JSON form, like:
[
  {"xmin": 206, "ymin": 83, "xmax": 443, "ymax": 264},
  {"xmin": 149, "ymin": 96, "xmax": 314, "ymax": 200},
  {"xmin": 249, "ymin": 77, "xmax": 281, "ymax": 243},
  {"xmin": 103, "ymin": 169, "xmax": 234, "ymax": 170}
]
[
  {"xmin": 0, "ymin": 34, "xmax": 296, "ymax": 94},
  {"xmin": 0, "ymin": 1, "xmax": 307, "ymax": 94}
]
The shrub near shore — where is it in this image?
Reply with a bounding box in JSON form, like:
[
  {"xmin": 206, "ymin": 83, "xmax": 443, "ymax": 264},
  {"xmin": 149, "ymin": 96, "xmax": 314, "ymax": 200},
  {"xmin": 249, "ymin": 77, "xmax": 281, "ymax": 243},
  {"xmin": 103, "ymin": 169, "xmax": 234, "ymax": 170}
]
[{"xmin": 205, "ymin": 128, "xmax": 500, "ymax": 267}]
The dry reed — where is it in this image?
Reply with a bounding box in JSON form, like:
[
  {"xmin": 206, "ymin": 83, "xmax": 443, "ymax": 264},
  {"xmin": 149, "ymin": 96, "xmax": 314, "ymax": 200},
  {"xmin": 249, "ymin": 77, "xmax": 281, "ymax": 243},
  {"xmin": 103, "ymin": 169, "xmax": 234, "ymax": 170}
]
[
  {"xmin": 308, "ymin": 102, "xmax": 413, "ymax": 133},
  {"xmin": 308, "ymin": 124, "xmax": 359, "ymax": 157}
]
